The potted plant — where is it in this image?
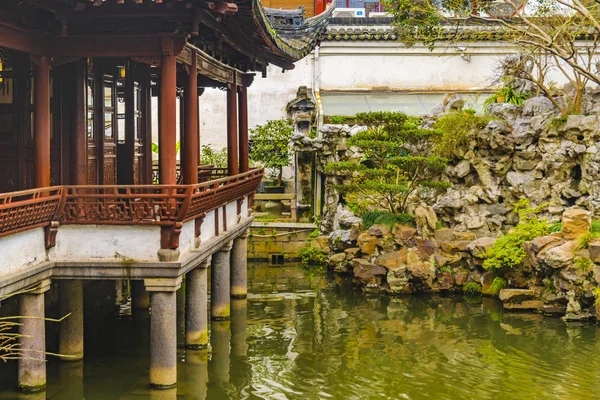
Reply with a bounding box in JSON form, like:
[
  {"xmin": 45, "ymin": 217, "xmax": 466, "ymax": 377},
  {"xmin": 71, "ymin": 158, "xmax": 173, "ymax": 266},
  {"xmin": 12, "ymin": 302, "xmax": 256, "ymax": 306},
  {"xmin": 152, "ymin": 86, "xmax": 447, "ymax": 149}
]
[{"xmin": 250, "ymin": 118, "xmax": 294, "ymax": 193}]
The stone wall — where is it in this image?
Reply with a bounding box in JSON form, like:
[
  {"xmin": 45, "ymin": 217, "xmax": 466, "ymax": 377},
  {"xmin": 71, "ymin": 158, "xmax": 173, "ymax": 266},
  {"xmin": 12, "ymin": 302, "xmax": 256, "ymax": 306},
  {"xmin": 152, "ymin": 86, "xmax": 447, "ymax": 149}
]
[
  {"xmin": 434, "ymin": 91, "xmax": 600, "ymax": 235},
  {"xmin": 248, "ymin": 222, "xmax": 317, "ymax": 262},
  {"xmin": 322, "ymin": 207, "xmax": 600, "ymax": 322}
]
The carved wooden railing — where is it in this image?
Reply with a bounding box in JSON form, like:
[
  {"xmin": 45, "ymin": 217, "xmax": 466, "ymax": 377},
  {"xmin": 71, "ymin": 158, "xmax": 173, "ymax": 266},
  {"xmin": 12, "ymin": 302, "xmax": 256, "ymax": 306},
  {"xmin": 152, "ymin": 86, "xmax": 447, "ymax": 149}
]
[
  {"xmin": 151, "ymin": 164, "xmax": 225, "ymax": 184},
  {"xmin": 60, "ymin": 168, "xmax": 263, "ymax": 225},
  {"xmin": 0, "ymin": 187, "xmax": 63, "ymax": 239},
  {"xmin": 186, "ymin": 168, "xmax": 263, "ymax": 221},
  {"xmin": 59, "ymin": 185, "xmax": 192, "ymax": 226},
  {"xmin": 198, "ymin": 166, "xmax": 229, "ymax": 182},
  {"xmin": 0, "ymin": 169, "xmax": 263, "ymax": 247}
]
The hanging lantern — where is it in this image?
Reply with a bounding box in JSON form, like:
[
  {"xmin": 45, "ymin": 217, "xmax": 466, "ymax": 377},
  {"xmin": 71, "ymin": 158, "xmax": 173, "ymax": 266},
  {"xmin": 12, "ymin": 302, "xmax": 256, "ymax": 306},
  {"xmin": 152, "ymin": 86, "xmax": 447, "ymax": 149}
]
[
  {"xmin": 0, "ymin": 58, "xmax": 4, "ymax": 85},
  {"xmin": 119, "ymin": 65, "xmax": 126, "ymax": 79}
]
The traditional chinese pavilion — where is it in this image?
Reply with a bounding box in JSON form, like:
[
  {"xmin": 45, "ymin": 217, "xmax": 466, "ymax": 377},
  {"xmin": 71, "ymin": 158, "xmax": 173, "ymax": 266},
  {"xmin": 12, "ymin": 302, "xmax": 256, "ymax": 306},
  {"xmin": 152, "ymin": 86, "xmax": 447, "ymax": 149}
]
[{"xmin": 0, "ymin": 0, "xmax": 332, "ymax": 392}]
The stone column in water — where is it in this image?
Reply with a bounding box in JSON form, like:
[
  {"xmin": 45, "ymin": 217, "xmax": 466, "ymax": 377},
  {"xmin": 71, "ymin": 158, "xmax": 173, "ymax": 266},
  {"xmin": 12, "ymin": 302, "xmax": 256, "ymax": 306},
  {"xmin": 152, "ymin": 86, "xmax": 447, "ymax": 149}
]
[
  {"xmin": 145, "ymin": 277, "xmax": 182, "ymax": 389},
  {"xmin": 59, "ymin": 280, "xmax": 84, "ymax": 361},
  {"xmin": 186, "ymin": 260, "xmax": 208, "ymax": 349},
  {"xmin": 18, "ymin": 279, "xmax": 51, "ymax": 393},
  {"xmin": 211, "ymin": 242, "xmax": 233, "ymax": 320},
  {"xmin": 230, "ymin": 233, "xmax": 248, "ymax": 299}
]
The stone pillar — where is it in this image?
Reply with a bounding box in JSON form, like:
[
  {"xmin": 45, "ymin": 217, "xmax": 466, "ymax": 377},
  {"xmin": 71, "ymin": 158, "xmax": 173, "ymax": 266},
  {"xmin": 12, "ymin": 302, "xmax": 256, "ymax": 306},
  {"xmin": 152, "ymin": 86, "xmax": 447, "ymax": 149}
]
[
  {"xmin": 230, "ymin": 233, "xmax": 248, "ymax": 299},
  {"xmin": 230, "ymin": 299, "xmax": 248, "ymax": 357},
  {"xmin": 177, "ymin": 282, "xmax": 186, "ymax": 346},
  {"xmin": 18, "ymin": 279, "xmax": 51, "ymax": 393},
  {"xmin": 211, "ymin": 242, "xmax": 233, "ymax": 320},
  {"xmin": 58, "ymin": 280, "xmax": 84, "ymax": 361},
  {"xmin": 238, "ymin": 84, "xmax": 249, "ymax": 173},
  {"xmin": 185, "ymin": 261, "xmax": 208, "ymax": 349},
  {"xmin": 131, "ymin": 280, "xmax": 151, "ymax": 312},
  {"xmin": 227, "ymin": 77, "xmax": 239, "ymax": 176},
  {"xmin": 159, "ymin": 53, "xmax": 177, "ymax": 185},
  {"xmin": 182, "ymin": 49, "xmax": 199, "ymax": 184},
  {"xmin": 34, "ymin": 56, "xmax": 50, "ymax": 188},
  {"xmin": 145, "ymin": 278, "xmax": 182, "ymax": 389}
]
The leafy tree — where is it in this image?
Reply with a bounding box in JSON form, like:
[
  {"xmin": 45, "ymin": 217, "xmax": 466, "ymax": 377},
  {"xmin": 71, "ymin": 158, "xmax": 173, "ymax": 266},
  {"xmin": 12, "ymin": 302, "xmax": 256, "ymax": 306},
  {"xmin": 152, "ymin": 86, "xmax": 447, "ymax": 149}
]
[
  {"xmin": 250, "ymin": 119, "xmax": 294, "ymax": 187},
  {"xmin": 200, "ymin": 144, "xmax": 228, "ymax": 168},
  {"xmin": 384, "ymin": 0, "xmax": 600, "ymax": 114},
  {"xmin": 325, "ymin": 111, "xmax": 450, "ymax": 214}
]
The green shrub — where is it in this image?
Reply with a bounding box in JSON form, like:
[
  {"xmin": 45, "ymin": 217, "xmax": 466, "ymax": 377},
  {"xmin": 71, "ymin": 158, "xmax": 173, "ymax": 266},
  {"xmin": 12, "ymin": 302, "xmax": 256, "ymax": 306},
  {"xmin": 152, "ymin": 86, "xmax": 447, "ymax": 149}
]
[
  {"xmin": 433, "ymin": 111, "xmax": 490, "ymax": 158},
  {"xmin": 483, "ymin": 277, "xmax": 507, "ymax": 296},
  {"xmin": 592, "ymin": 221, "xmax": 600, "ymax": 233},
  {"xmin": 298, "ymin": 245, "xmax": 327, "ymax": 266},
  {"xmin": 361, "ymin": 210, "xmax": 415, "ymax": 229},
  {"xmin": 575, "ymin": 232, "xmax": 600, "ymax": 251},
  {"xmin": 592, "ymin": 287, "xmax": 600, "ymax": 307},
  {"xmin": 549, "ymin": 222, "xmax": 562, "ymax": 233},
  {"xmin": 308, "ymin": 229, "xmax": 320, "ymax": 239},
  {"xmin": 482, "ymin": 200, "xmax": 550, "ymax": 270},
  {"xmin": 574, "ymin": 257, "xmax": 592, "ymax": 273},
  {"xmin": 550, "ymin": 116, "xmax": 568, "ymax": 129},
  {"xmin": 330, "ymin": 115, "xmax": 346, "ymax": 124},
  {"xmin": 464, "ymin": 282, "xmax": 482, "ymax": 296},
  {"xmin": 200, "ymin": 145, "xmax": 227, "ymax": 168},
  {"xmin": 543, "ymin": 278, "xmax": 558, "ymax": 294},
  {"xmin": 483, "ymin": 85, "xmax": 529, "ymax": 110},
  {"xmin": 437, "ymin": 265, "xmax": 452, "ymax": 274}
]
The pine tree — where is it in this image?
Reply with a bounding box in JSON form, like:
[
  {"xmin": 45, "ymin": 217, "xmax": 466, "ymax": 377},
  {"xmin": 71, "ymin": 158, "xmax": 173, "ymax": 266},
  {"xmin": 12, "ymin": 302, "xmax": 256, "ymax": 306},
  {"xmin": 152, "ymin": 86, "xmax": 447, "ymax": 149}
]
[{"xmin": 325, "ymin": 111, "xmax": 449, "ymax": 214}]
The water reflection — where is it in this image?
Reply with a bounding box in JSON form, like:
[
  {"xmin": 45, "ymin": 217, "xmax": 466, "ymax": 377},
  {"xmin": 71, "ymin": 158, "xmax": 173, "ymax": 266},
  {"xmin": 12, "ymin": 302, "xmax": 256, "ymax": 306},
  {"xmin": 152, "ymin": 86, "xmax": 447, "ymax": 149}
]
[{"xmin": 1, "ymin": 264, "xmax": 600, "ymax": 399}]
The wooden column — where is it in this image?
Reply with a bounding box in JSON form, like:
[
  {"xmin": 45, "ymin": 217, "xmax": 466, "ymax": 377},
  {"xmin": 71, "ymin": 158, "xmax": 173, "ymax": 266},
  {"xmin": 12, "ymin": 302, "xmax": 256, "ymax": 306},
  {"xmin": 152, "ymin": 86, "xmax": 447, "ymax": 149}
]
[
  {"xmin": 71, "ymin": 59, "xmax": 87, "ymax": 185},
  {"xmin": 34, "ymin": 56, "xmax": 51, "ymax": 188},
  {"xmin": 238, "ymin": 84, "xmax": 249, "ymax": 173},
  {"xmin": 227, "ymin": 77, "xmax": 239, "ymax": 176},
  {"xmin": 159, "ymin": 54, "xmax": 177, "ymax": 185},
  {"xmin": 182, "ymin": 50, "xmax": 199, "ymax": 184}
]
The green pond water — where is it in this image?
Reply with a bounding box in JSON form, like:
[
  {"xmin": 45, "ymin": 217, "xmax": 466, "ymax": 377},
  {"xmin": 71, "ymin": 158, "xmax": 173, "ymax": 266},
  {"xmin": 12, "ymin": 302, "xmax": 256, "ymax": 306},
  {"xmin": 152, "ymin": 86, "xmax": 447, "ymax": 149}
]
[{"xmin": 2, "ymin": 264, "xmax": 600, "ymax": 399}]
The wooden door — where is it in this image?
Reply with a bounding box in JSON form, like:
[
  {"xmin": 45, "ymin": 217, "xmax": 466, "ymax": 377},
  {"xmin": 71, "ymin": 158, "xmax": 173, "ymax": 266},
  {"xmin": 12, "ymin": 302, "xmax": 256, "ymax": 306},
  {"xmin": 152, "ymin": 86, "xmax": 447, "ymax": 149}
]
[
  {"xmin": 87, "ymin": 60, "xmax": 99, "ymax": 185},
  {"xmin": 101, "ymin": 72, "xmax": 117, "ymax": 185}
]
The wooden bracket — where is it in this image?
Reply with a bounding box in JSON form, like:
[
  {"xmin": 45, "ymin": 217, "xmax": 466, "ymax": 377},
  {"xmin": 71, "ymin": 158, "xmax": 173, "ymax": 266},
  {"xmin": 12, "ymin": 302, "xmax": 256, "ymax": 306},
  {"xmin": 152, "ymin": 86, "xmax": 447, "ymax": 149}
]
[
  {"xmin": 207, "ymin": 1, "xmax": 238, "ymax": 15},
  {"xmin": 44, "ymin": 221, "xmax": 59, "ymax": 249},
  {"xmin": 160, "ymin": 222, "xmax": 183, "ymax": 250}
]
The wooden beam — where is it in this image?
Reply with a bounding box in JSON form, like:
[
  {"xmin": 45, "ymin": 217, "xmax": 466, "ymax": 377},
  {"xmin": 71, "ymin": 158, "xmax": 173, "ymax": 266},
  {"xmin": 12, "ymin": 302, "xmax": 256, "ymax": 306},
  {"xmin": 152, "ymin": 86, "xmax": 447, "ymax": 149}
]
[
  {"xmin": 0, "ymin": 22, "xmax": 44, "ymax": 55},
  {"xmin": 47, "ymin": 34, "xmax": 187, "ymax": 57}
]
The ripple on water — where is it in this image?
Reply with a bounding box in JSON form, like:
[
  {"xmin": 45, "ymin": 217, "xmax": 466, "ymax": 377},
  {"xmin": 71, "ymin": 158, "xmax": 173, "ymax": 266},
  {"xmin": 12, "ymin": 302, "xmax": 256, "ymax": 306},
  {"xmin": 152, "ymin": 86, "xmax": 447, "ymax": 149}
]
[{"xmin": 2, "ymin": 266, "xmax": 599, "ymax": 400}]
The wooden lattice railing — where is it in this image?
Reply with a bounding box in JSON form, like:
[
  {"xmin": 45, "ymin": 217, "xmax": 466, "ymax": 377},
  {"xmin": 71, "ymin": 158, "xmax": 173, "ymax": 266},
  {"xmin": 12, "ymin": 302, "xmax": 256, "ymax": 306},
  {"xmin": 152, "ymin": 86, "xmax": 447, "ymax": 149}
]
[
  {"xmin": 151, "ymin": 164, "xmax": 228, "ymax": 184},
  {"xmin": 0, "ymin": 187, "xmax": 63, "ymax": 239},
  {"xmin": 0, "ymin": 169, "xmax": 263, "ymax": 240}
]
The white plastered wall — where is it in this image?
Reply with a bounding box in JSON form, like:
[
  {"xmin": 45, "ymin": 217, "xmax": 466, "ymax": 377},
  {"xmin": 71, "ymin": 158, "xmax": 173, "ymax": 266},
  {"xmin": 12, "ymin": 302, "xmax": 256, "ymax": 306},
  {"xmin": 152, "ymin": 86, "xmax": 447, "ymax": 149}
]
[
  {"xmin": 201, "ymin": 210, "xmax": 216, "ymax": 243},
  {"xmin": 49, "ymin": 225, "xmax": 162, "ymax": 262},
  {"xmin": 226, "ymin": 201, "xmax": 238, "ymax": 228},
  {"xmin": 0, "ymin": 228, "xmax": 47, "ymax": 279}
]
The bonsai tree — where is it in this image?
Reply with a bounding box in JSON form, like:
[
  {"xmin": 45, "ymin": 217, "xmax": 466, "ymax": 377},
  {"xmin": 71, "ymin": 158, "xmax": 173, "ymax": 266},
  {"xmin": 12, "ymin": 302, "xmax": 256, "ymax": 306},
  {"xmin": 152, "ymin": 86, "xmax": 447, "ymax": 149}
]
[
  {"xmin": 250, "ymin": 118, "xmax": 294, "ymax": 187},
  {"xmin": 325, "ymin": 111, "xmax": 449, "ymax": 213}
]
